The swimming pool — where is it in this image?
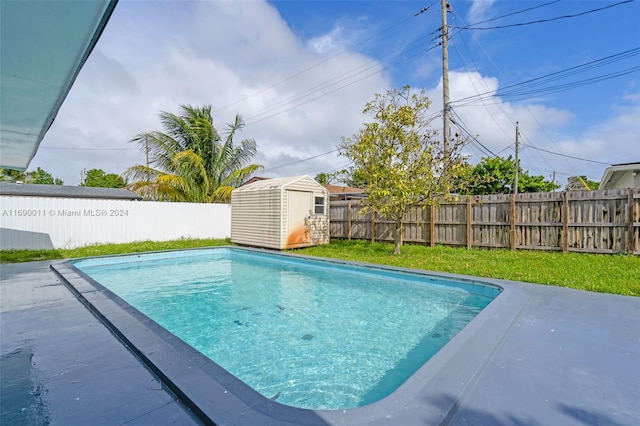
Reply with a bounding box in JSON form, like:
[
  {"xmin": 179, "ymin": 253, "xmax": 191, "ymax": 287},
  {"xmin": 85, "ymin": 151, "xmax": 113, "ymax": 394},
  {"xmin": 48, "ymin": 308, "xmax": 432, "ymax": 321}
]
[{"xmin": 52, "ymin": 247, "xmax": 527, "ymax": 425}]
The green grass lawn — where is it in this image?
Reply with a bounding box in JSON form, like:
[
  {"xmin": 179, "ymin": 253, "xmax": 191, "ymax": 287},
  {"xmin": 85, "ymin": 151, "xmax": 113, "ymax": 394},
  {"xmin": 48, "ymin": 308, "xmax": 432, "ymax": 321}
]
[
  {"xmin": 2, "ymin": 238, "xmax": 638, "ymax": 296},
  {"xmin": 298, "ymin": 240, "xmax": 640, "ymax": 296},
  {"xmin": 0, "ymin": 238, "xmax": 230, "ymax": 264}
]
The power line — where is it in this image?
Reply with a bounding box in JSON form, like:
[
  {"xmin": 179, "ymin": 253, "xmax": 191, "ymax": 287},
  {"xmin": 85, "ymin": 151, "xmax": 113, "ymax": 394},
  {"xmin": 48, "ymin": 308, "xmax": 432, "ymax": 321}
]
[
  {"xmin": 462, "ymin": 0, "xmax": 561, "ymax": 28},
  {"xmin": 449, "ymin": 108, "xmax": 498, "ymax": 157},
  {"xmin": 261, "ymin": 148, "xmax": 340, "ymax": 173},
  {"xmin": 212, "ymin": 8, "xmax": 427, "ymax": 114},
  {"xmin": 445, "ymin": 41, "xmax": 636, "ymax": 173},
  {"xmin": 39, "ymin": 146, "xmax": 137, "ymax": 151},
  {"xmin": 454, "ymin": 0, "xmax": 633, "ymax": 31},
  {"xmin": 448, "ymin": 5, "xmax": 555, "ymax": 175},
  {"xmin": 450, "ymin": 48, "xmax": 640, "ymax": 106},
  {"xmin": 227, "ymin": 4, "xmax": 444, "ymax": 126},
  {"xmin": 244, "ymin": 42, "xmax": 439, "ymax": 127},
  {"xmin": 523, "ymin": 144, "xmax": 611, "ymax": 165},
  {"xmin": 445, "ymin": 5, "xmax": 580, "ymax": 175},
  {"xmin": 447, "ymin": 8, "xmax": 516, "ymax": 141},
  {"xmin": 244, "ymin": 37, "xmax": 434, "ymax": 123},
  {"xmin": 448, "ymin": 0, "xmax": 561, "ymax": 40}
]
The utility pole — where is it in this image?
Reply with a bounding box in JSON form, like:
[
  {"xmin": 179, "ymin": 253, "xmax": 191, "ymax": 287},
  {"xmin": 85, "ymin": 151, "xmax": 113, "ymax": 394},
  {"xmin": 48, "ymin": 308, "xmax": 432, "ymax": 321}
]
[
  {"xmin": 514, "ymin": 122, "xmax": 520, "ymax": 194},
  {"xmin": 441, "ymin": 0, "xmax": 450, "ymax": 160}
]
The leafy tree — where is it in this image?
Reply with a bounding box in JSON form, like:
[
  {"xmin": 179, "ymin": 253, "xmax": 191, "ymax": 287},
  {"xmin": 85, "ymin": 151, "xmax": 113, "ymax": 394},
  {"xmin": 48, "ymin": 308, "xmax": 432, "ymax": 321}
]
[
  {"xmin": 82, "ymin": 169, "xmax": 127, "ymax": 188},
  {"xmin": 340, "ymin": 168, "xmax": 370, "ymax": 188},
  {"xmin": 314, "ymin": 172, "xmax": 339, "ymax": 185},
  {"xmin": 0, "ymin": 167, "xmax": 63, "ymax": 185},
  {"xmin": 566, "ymin": 175, "xmax": 599, "ymax": 191},
  {"xmin": 454, "ymin": 156, "xmax": 559, "ymax": 195},
  {"xmin": 124, "ymin": 105, "xmax": 262, "ymax": 203},
  {"xmin": 339, "ymin": 86, "xmax": 468, "ymax": 255},
  {"xmin": 0, "ymin": 168, "xmax": 25, "ymax": 182}
]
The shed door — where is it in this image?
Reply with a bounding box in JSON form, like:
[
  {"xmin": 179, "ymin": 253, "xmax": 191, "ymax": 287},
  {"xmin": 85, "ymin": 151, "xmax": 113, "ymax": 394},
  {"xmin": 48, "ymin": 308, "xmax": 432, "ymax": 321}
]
[{"xmin": 286, "ymin": 190, "xmax": 312, "ymax": 246}]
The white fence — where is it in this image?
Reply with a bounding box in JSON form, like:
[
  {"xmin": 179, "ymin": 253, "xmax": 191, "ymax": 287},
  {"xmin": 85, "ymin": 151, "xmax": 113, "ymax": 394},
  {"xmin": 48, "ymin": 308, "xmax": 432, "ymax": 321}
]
[{"xmin": 0, "ymin": 196, "xmax": 231, "ymax": 250}]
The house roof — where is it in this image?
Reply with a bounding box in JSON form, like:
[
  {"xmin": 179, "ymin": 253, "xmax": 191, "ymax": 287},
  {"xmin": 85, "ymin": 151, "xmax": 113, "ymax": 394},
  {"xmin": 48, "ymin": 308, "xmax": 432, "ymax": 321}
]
[
  {"xmin": 233, "ymin": 175, "xmax": 326, "ymax": 193},
  {"xmin": 599, "ymin": 162, "xmax": 640, "ymax": 189},
  {"xmin": 0, "ymin": 1, "xmax": 118, "ymax": 171},
  {"xmin": 325, "ymin": 184, "xmax": 365, "ymax": 194},
  {"xmin": 0, "ymin": 182, "xmax": 142, "ymax": 200},
  {"xmin": 325, "ymin": 184, "xmax": 365, "ymax": 197}
]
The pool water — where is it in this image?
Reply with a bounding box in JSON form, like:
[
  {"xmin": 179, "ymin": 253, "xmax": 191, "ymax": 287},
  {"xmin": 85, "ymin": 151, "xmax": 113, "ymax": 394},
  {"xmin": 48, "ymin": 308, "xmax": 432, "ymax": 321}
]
[{"xmin": 74, "ymin": 248, "xmax": 499, "ymax": 410}]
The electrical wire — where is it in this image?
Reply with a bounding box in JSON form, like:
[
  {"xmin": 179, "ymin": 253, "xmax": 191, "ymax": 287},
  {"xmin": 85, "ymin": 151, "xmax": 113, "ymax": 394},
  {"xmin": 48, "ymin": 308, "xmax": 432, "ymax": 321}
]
[
  {"xmin": 39, "ymin": 146, "xmax": 137, "ymax": 151},
  {"xmin": 462, "ymin": 0, "xmax": 561, "ymax": 28},
  {"xmin": 523, "ymin": 144, "xmax": 611, "ymax": 165},
  {"xmin": 261, "ymin": 148, "xmax": 340, "ymax": 173},
  {"xmin": 450, "ymin": 48, "xmax": 640, "ymax": 106},
  {"xmin": 212, "ymin": 6, "xmax": 433, "ymax": 114},
  {"xmin": 449, "ymin": 108, "xmax": 498, "ymax": 157},
  {"xmin": 243, "ymin": 37, "xmax": 435, "ymax": 123},
  {"xmin": 244, "ymin": 42, "xmax": 440, "ymax": 126},
  {"xmin": 455, "ymin": 66, "xmax": 640, "ymax": 106},
  {"xmin": 446, "ymin": 6, "xmax": 635, "ymax": 175},
  {"xmin": 447, "ymin": 12, "xmax": 516, "ymax": 141},
  {"xmin": 453, "ymin": 0, "xmax": 633, "ymax": 31}
]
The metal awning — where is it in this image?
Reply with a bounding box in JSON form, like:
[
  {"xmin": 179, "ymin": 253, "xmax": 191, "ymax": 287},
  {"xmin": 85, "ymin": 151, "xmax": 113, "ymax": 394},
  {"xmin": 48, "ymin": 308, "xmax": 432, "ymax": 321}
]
[{"xmin": 0, "ymin": 0, "xmax": 118, "ymax": 171}]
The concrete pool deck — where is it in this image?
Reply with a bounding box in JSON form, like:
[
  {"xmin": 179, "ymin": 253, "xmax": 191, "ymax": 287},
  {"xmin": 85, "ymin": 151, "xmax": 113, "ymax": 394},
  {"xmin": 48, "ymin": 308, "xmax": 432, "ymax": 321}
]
[{"xmin": 1, "ymin": 259, "xmax": 639, "ymax": 425}]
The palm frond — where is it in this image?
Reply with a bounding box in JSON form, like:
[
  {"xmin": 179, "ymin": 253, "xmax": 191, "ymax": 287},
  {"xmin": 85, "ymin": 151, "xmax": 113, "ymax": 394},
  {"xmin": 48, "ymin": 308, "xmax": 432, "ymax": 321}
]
[{"xmin": 127, "ymin": 105, "xmax": 259, "ymax": 203}]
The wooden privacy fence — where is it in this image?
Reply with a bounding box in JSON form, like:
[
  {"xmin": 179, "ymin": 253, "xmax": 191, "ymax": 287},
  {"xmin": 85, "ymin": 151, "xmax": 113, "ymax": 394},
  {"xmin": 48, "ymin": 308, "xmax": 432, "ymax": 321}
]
[{"xmin": 329, "ymin": 188, "xmax": 640, "ymax": 255}]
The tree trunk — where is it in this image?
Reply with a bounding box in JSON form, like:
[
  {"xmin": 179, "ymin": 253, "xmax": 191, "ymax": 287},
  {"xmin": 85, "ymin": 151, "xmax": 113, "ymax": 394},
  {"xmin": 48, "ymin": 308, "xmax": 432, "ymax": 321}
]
[{"xmin": 393, "ymin": 220, "xmax": 403, "ymax": 255}]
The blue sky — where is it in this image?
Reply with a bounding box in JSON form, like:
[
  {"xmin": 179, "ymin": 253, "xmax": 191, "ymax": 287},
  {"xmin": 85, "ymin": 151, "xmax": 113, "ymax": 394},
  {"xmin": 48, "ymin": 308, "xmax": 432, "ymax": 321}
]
[{"xmin": 32, "ymin": 0, "xmax": 640, "ymax": 187}]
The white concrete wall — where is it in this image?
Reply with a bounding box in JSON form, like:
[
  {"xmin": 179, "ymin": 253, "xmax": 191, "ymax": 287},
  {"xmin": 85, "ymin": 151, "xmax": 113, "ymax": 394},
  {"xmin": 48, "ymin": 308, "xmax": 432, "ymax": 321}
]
[{"xmin": 0, "ymin": 196, "xmax": 231, "ymax": 250}]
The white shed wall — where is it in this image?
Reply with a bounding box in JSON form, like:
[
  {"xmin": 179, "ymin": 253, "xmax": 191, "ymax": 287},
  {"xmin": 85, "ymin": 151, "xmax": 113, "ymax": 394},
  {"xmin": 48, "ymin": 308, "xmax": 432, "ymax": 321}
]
[
  {"xmin": 231, "ymin": 188, "xmax": 282, "ymax": 249},
  {"xmin": 0, "ymin": 197, "xmax": 230, "ymax": 249}
]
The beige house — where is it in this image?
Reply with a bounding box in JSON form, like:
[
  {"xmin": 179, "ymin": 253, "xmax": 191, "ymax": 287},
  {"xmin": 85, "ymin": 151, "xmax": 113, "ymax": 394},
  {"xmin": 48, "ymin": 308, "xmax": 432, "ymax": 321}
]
[
  {"xmin": 599, "ymin": 162, "xmax": 640, "ymax": 189},
  {"xmin": 231, "ymin": 175, "xmax": 329, "ymax": 249}
]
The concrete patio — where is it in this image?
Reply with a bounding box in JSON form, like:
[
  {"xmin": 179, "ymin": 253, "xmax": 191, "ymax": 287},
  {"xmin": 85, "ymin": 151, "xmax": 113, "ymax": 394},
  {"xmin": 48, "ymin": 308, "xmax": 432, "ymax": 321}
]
[{"xmin": 1, "ymin": 260, "xmax": 638, "ymax": 425}]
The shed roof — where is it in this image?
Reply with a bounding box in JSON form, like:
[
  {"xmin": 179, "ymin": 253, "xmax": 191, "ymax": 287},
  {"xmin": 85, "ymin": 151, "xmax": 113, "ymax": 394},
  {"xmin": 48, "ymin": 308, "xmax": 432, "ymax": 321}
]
[
  {"xmin": 233, "ymin": 175, "xmax": 326, "ymax": 193},
  {"xmin": 0, "ymin": 182, "xmax": 142, "ymax": 200},
  {"xmin": 599, "ymin": 162, "xmax": 640, "ymax": 189}
]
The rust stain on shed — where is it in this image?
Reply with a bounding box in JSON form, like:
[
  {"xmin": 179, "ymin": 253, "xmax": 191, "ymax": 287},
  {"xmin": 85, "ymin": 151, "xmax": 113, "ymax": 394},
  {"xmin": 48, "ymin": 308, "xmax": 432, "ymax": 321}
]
[{"xmin": 286, "ymin": 226, "xmax": 311, "ymax": 246}]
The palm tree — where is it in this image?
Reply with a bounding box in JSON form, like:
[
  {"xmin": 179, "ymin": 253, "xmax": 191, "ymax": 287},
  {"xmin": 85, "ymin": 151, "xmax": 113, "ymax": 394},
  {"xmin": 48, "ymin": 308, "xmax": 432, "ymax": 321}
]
[{"xmin": 124, "ymin": 105, "xmax": 262, "ymax": 202}]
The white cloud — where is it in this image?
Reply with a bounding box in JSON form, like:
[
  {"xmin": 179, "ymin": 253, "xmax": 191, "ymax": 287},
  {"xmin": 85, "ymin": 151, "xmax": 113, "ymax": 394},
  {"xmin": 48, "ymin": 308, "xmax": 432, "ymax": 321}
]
[
  {"xmin": 28, "ymin": 0, "xmax": 636, "ymax": 188},
  {"xmin": 308, "ymin": 27, "xmax": 344, "ymax": 54},
  {"xmin": 424, "ymin": 70, "xmax": 637, "ymax": 182},
  {"xmin": 468, "ymin": 0, "xmax": 497, "ymax": 23},
  {"xmin": 31, "ymin": 0, "xmax": 389, "ymax": 185}
]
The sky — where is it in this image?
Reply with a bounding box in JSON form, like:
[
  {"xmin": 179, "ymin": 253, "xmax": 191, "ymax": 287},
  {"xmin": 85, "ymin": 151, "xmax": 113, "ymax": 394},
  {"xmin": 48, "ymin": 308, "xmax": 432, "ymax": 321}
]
[{"xmin": 30, "ymin": 0, "xmax": 640, "ymax": 187}]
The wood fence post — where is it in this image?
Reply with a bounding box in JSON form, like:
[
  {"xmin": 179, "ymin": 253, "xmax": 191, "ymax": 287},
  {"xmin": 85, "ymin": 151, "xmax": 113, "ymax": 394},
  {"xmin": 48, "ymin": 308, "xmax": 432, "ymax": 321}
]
[
  {"xmin": 509, "ymin": 194, "xmax": 516, "ymax": 251},
  {"xmin": 628, "ymin": 190, "xmax": 634, "ymax": 254},
  {"xmin": 466, "ymin": 196, "xmax": 473, "ymax": 249},
  {"xmin": 371, "ymin": 212, "xmax": 376, "ymax": 242},
  {"xmin": 430, "ymin": 204, "xmax": 436, "ymax": 247},
  {"xmin": 347, "ymin": 201, "xmax": 352, "ymax": 240},
  {"xmin": 562, "ymin": 191, "xmax": 569, "ymax": 253}
]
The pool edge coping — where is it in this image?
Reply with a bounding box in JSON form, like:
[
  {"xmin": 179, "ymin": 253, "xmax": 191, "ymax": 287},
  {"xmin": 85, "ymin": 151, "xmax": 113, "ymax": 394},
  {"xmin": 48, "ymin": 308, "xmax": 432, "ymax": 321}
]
[{"xmin": 50, "ymin": 245, "xmax": 530, "ymax": 426}]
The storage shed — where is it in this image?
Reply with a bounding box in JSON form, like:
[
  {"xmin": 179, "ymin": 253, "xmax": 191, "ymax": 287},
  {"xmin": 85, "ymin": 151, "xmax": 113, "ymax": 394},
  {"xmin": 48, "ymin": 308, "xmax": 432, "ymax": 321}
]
[{"xmin": 231, "ymin": 175, "xmax": 329, "ymax": 249}]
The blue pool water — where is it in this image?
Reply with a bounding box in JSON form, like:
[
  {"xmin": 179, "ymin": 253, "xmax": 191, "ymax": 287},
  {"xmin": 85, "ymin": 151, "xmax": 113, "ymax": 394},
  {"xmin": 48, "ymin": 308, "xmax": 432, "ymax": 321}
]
[{"xmin": 74, "ymin": 248, "xmax": 499, "ymax": 410}]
